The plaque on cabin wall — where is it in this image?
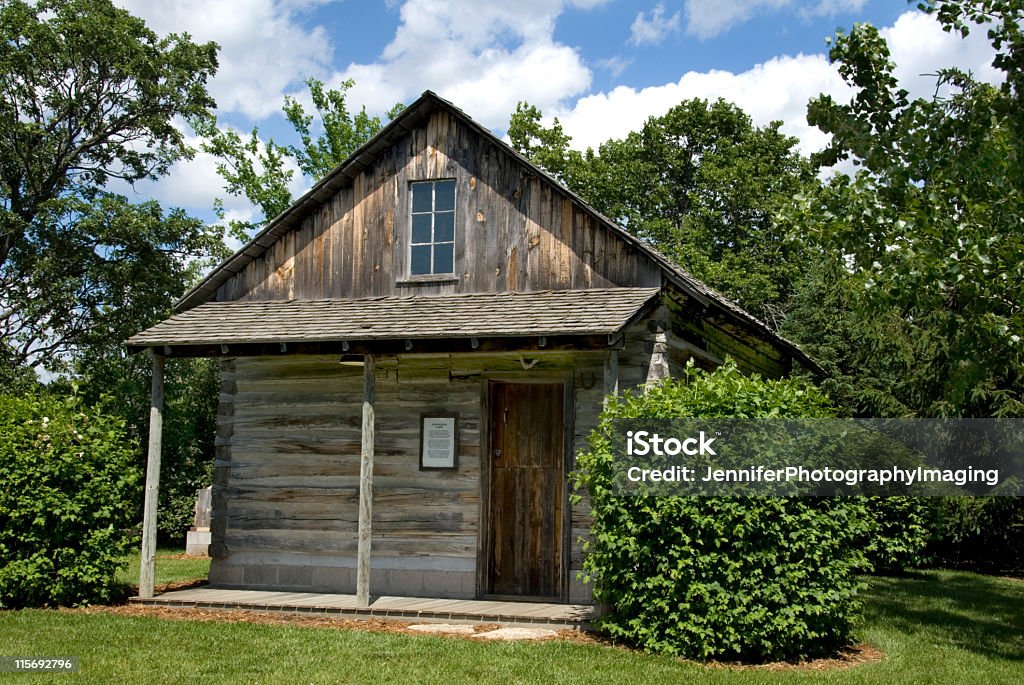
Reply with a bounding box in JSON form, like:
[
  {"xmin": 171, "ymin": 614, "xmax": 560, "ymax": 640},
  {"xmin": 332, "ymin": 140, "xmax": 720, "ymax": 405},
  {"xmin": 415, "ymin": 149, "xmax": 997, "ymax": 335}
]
[{"xmin": 420, "ymin": 414, "xmax": 458, "ymax": 470}]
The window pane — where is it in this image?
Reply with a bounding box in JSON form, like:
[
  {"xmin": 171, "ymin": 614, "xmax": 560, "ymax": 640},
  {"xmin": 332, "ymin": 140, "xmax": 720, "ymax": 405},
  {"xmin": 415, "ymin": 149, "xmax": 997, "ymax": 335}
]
[
  {"xmin": 412, "ymin": 183, "xmax": 433, "ymax": 213},
  {"xmin": 411, "ymin": 214, "xmax": 433, "ymax": 244},
  {"xmin": 434, "ymin": 180, "xmax": 455, "ymax": 211},
  {"xmin": 434, "ymin": 211, "xmax": 454, "ymax": 242},
  {"xmin": 434, "ymin": 243, "xmax": 454, "ymax": 274},
  {"xmin": 410, "ymin": 245, "xmax": 432, "ymax": 275}
]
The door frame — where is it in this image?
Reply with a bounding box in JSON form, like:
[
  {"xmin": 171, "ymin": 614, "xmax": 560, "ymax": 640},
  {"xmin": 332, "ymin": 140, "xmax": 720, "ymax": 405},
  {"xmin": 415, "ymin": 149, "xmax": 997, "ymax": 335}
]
[{"xmin": 476, "ymin": 372, "xmax": 574, "ymax": 602}]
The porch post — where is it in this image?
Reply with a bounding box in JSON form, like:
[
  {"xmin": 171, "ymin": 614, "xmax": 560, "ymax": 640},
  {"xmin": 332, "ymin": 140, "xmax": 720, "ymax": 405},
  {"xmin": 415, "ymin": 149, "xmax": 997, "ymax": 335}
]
[
  {"xmin": 645, "ymin": 329, "xmax": 670, "ymax": 389},
  {"xmin": 603, "ymin": 349, "xmax": 619, "ymax": 407},
  {"xmin": 356, "ymin": 354, "xmax": 376, "ymax": 607},
  {"xmin": 139, "ymin": 351, "xmax": 165, "ymax": 599}
]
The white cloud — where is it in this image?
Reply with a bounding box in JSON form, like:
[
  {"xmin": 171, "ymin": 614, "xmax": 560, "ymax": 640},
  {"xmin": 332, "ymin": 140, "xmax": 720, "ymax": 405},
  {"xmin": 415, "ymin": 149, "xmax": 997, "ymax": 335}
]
[
  {"xmin": 555, "ymin": 53, "xmax": 849, "ymax": 155},
  {"xmin": 121, "ymin": 3, "xmax": 1002, "ymax": 222},
  {"xmin": 629, "ymin": 3, "xmax": 681, "ymax": 46},
  {"xmin": 121, "ymin": 127, "xmax": 308, "ymax": 226},
  {"xmin": 555, "ymin": 10, "xmax": 1000, "ymax": 160},
  {"xmin": 684, "ymin": 0, "xmax": 789, "ymax": 40},
  {"xmin": 597, "ymin": 56, "xmax": 632, "ymax": 78},
  {"xmin": 332, "ymin": 0, "xmax": 607, "ymax": 129},
  {"xmin": 800, "ymin": 0, "xmax": 868, "ymax": 20},
  {"xmin": 685, "ymin": 0, "xmax": 870, "ymax": 40},
  {"xmin": 115, "ymin": 0, "xmax": 334, "ymax": 119},
  {"xmin": 881, "ymin": 10, "xmax": 1002, "ymax": 100}
]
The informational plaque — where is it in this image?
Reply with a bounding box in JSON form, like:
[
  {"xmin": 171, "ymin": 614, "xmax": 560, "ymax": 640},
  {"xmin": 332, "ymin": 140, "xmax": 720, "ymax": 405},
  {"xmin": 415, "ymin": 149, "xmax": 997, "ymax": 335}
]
[{"xmin": 420, "ymin": 414, "xmax": 458, "ymax": 470}]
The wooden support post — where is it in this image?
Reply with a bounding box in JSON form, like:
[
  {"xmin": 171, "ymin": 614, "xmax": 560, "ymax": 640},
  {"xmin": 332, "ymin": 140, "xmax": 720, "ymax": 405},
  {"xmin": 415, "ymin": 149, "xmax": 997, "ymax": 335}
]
[
  {"xmin": 356, "ymin": 355, "xmax": 376, "ymax": 607},
  {"xmin": 139, "ymin": 352, "xmax": 165, "ymax": 599},
  {"xmin": 603, "ymin": 349, "xmax": 619, "ymax": 408},
  {"xmin": 645, "ymin": 330, "xmax": 670, "ymax": 390}
]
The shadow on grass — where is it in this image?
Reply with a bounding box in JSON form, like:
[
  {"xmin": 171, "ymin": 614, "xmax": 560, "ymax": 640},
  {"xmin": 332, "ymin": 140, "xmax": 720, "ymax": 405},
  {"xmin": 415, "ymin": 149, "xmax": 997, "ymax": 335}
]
[{"xmin": 862, "ymin": 571, "xmax": 1023, "ymax": 663}]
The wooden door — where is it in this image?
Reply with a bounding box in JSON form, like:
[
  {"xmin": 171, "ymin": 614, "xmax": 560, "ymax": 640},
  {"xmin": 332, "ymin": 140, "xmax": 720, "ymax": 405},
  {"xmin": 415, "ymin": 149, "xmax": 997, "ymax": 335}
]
[{"xmin": 487, "ymin": 382, "xmax": 564, "ymax": 598}]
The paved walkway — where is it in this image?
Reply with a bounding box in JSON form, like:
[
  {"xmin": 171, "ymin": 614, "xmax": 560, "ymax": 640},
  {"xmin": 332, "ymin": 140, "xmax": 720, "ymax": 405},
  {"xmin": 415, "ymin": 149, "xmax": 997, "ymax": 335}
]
[{"xmin": 130, "ymin": 588, "xmax": 597, "ymax": 630}]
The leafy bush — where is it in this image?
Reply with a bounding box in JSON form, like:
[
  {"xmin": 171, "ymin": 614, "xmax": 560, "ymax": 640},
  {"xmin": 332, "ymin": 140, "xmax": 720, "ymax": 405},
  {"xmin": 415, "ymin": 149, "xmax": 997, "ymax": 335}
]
[
  {"xmin": 0, "ymin": 392, "xmax": 141, "ymax": 607},
  {"xmin": 70, "ymin": 354, "xmax": 218, "ymax": 544},
  {"xmin": 574, "ymin": 361, "xmax": 873, "ymax": 662},
  {"xmin": 863, "ymin": 496, "xmax": 929, "ymax": 573}
]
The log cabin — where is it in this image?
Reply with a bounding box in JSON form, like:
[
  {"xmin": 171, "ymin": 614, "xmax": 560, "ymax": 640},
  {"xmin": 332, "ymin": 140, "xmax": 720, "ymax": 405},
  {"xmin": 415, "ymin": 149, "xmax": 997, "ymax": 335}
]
[{"xmin": 127, "ymin": 91, "xmax": 817, "ymax": 606}]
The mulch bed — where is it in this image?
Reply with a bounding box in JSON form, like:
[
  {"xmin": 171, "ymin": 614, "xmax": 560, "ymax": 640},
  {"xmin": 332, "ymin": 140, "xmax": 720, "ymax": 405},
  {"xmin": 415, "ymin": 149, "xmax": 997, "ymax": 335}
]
[{"xmin": 71, "ymin": 604, "xmax": 587, "ymax": 641}]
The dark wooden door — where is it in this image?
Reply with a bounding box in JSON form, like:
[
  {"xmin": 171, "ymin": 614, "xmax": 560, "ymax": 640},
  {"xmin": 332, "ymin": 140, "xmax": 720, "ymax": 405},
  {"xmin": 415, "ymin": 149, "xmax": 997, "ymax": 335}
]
[{"xmin": 488, "ymin": 382, "xmax": 564, "ymax": 597}]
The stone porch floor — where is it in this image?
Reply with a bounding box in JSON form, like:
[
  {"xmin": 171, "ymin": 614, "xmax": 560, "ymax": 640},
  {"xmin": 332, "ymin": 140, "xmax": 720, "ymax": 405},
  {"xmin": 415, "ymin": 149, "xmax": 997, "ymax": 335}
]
[{"xmin": 130, "ymin": 588, "xmax": 597, "ymax": 630}]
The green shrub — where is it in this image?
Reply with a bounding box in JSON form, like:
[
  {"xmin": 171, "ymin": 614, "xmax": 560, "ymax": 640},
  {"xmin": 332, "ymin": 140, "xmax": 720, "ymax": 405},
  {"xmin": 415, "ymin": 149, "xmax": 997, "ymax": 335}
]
[
  {"xmin": 863, "ymin": 496, "xmax": 929, "ymax": 572},
  {"xmin": 0, "ymin": 392, "xmax": 141, "ymax": 607},
  {"xmin": 574, "ymin": 361, "xmax": 873, "ymax": 662}
]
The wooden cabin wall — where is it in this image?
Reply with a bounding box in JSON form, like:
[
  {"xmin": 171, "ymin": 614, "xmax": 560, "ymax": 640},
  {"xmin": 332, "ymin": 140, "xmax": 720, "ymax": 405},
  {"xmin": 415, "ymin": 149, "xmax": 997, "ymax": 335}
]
[
  {"xmin": 209, "ymin": 356, "xmax": 360, "ymax": 590},
  {"xmin": 213, "ymin": 109, "xmax": 662, "ymax": 304},
  {"xmin": 208, "ymin": 354, "xmax": 483, "ymax": 597}
]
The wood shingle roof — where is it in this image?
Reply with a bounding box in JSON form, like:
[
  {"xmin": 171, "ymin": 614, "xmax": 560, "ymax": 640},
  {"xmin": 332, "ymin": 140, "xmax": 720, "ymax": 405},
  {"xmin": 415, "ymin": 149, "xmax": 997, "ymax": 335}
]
[{"xmin": 126, "ymin": 288, "xmax": 660, "ymax": 349}]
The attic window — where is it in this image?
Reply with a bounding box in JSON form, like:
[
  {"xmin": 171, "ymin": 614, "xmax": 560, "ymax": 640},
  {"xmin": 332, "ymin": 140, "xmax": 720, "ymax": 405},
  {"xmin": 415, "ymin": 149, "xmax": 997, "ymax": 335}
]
[{"xmin": 410, "ymin": 179, "xmax": 455, "ymax": 276}]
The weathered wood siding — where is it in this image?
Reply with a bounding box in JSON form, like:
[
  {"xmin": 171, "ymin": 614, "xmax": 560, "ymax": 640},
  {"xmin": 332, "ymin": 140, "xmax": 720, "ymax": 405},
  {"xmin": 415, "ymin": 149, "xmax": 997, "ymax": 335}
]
[
  {"xmin": 664, "ymin": 289, "xmax": 789, "ymax": 377},
  {"xmin": 208, "ymin": 354, "xmax": 482, "ymax": 597},
  {"xmin": 213, "ymin": 109, "xmax": 661, "ymax": 303}
]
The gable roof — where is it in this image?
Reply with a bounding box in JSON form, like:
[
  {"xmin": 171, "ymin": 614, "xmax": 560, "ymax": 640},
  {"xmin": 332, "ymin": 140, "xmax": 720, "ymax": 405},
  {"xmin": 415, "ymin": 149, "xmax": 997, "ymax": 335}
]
[{"xmin": 175, "ymin": 91, "xmax": 819, "ymax": 373}]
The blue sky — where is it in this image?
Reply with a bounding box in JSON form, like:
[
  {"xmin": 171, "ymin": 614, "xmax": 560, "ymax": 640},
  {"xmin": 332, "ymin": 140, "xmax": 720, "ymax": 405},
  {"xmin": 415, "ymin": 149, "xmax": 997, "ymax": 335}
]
[{"xmin": 114, "ymin": 1, "xmax": 1000, "ymax": 230}]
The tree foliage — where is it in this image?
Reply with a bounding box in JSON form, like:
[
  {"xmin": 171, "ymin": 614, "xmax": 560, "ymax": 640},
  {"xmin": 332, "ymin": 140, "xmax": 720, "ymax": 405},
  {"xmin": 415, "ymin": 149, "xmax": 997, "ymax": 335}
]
[
  {"xmin": 198, "ymin": 126, "xmax": 294, "ymax": 242},
  {"xmin": 4, "ymin": 193, "xmax": 226, "ymax": 371},
  {"xmin": 199, "ymin": 78, "xmax": 405, "ymax": 240},
  {"xmin": 781, "ymin": 1, "xmax": 1024, "ymax": 571},
  {"xmin": 790, "ymin": 0, "xmax": 1024, "ymax": 418},
  {"xmin": 507, "ymin": 102, "xmax": 579, "ymax": 184},
  {"xmin": 0, "ymin": 0, "xmax": 223, "ymax": 370},
  {"xmin": 928, "ymin": 494, "xmax": 1024, "ymax": 570},
  {"xmin": 509, "ymin": 100, "xmax": 815, "ymax": 326}
]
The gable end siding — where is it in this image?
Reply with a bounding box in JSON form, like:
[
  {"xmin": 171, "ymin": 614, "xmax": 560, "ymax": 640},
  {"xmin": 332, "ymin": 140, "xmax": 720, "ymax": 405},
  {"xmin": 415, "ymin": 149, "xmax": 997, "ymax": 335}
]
[{"xmin": 214, "ymin": 110, "xmax": 661, "ymax": 303}]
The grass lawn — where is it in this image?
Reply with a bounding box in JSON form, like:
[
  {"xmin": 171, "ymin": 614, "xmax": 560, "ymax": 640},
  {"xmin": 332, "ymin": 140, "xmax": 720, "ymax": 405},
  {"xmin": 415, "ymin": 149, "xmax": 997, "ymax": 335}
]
[
  {"xmin": 0, "ymin": 570, "xmax": 1020, "ymax": 684},
  {"xmin": 113, "ymin": 547, "xmax": 211, "ymax": 591}
]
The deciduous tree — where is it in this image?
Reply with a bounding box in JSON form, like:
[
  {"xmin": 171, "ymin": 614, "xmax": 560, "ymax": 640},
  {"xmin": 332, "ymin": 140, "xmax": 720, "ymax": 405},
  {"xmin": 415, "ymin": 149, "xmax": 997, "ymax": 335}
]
[
  {"xmin": 792, "ymin": 0, "xmax": 1024, "ymax": 417},
  {"xmin": 0, "ymin": 0, "xmax": 223, "ymax": 371}
]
